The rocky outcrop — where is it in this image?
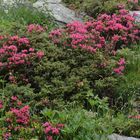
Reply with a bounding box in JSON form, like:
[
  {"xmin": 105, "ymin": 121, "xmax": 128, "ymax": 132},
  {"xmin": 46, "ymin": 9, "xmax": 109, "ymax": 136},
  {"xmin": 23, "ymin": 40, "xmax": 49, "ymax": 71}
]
[
  {"xmin": 108, "ymin": 134, "xmax": 140, "ymax": 140},
  {"xmin": 33, "ymin": 0, "xmax": 83, "ymax": 24}
]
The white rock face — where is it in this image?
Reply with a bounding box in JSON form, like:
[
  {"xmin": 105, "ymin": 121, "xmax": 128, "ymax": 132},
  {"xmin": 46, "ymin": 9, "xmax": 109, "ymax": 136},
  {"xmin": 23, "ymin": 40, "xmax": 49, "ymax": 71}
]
[
  {"xmin": 2, "ymin": 0, "xmax": 27, "ymax": 5},
  {"xmin": 108, "ymin": 134, "xmax": 140, "ymax": 140},
  {"xmin": 33, "ymin": 0, "xmax": 83, "ymax": 24}
]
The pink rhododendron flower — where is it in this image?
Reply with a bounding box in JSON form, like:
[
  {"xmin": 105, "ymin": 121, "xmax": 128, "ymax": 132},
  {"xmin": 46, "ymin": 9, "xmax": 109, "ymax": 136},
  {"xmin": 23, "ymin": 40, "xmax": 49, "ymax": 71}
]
[
  {"xmin": 43, "ymin": 122, "xmax": 64, "ymax": 139},
  {"xmin": 11, "ymin": 105, "xmax": 30, "ymax": 125},
  {"xmin": 129, "ymin": 115, "xmax": 140, "ymax": 119},
  {"xmin": 56, "ymin": 123, "xmax": 65, "ymax": 128},
  {"xmin": 37, "ymin": 51, "xmax": 44, "ymax": 59},
  {"xmin": 112, "ymin": 35, "xmax": 120, "ymax": 42},
  {"xmin": 47, "ymin": 136, "xmax": 53, "ymax": 140},
  {"xmin": 118, "ymin": 58, "xmax": 126, "ymax": 65},
  {"xmin": 3, "ymin": 132, "xmax": 11, "ymax": 140},
  {"xmin": 10, "ymin": 35, "xmax": 19, "ymax": 41},
  {"xmin": 18, "ymin": 37, "xmax": 30, "ymax": 45},
  {"xmin": 0, "ymin": 35, "xmax": 4, "ymax": 40},
  {"xmin": 128, "ymin": 0, "xmax": 138, "ymax": 3},
  {"xmin": 114, "ymin": 58, "xmax": 126, "ymax": 75},
  {"xmin": 51, "ymin": 128, "xmax": 59, "ymax": 135},
  {"xmin": 43, "ymin": 122, "xmax": 51, "ymax": 127},
  {"xmin": 17, "ymin": 101, "xmax": 22, "ymax": 106},
  {"xmin": 0, "ymin": 62, "xmax": 3, "ymax": 67},
  {"xmin": 11, "ymin": 96, "xmax": 18, "ymax": 101},
  {"xmin": 29, "ymin": 48, "xmax": 35, "ymax": 52},
  {"xmin": 22, "ymin": 49, "xmax": 28, "ymax": 53},
  {"xmin": 27, "ymin": 24, "xmax": 45, "ymax": 33},
  {"xmin": 0, "ymin": 100, "xmax": 3, "ymax": 109},
  {"xmin": 9, "ymin": 76, "xmax": 16, "ymax": 83}
]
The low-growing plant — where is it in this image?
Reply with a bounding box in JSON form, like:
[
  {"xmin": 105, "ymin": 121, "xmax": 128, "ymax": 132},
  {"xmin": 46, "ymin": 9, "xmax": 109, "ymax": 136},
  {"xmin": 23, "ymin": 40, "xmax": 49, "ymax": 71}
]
[
  {"xmin": 63, "ymin": 0, "xmax": 140, "ymax": 17},
  {"xmin": 41, "ymin": 107, "xmax": 140, "ymax": 139}
]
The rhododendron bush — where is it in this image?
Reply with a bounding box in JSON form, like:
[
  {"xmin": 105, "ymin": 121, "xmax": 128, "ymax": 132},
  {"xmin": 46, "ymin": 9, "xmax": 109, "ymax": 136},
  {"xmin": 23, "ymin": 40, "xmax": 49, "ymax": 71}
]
[
  {"xmin": 50, "ymin": 8, "xmax": 139, "ymax": 52},
  {"xmin": 0, "ymin": 34, "xmax": 44, "ymax": 85},
  {"xmin": 0, "ymin": 84, "xmax": 64, "ymax": 140}
]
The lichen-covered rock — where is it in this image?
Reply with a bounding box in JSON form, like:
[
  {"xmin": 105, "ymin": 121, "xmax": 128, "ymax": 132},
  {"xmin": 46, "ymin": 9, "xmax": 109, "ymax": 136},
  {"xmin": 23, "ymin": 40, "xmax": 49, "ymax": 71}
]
[
  {"xmin": 33, "ymin": 0, "xmax": 83, "ymax": 24},
  {"xmin": 108, "ymin": 134, "xmax": 140, "ymax": 140}
]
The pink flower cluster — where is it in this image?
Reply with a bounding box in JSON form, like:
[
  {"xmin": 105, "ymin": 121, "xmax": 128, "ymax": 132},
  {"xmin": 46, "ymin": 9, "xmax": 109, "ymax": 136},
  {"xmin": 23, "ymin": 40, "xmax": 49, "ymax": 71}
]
[
  {"xmin": 50, "ymin": 8, "xmax": 139, "ymax": 53},
  {"xmin": 27, "ymin": 24, "xmax": 45, "ymax": 33},
  {"xmin": 0, "ymin": 100, "xmax": 3, "ymax": 109},
  {"xmin": 3, "ymin": 132, "xmax": 11, "ymax": 140},
  {"xmin": 11, "ymin": 105, "xmax": 30, "ymax": 125},
  {"xmin": 128, "ymin": 0, "xmax": 138, "ymax": 4},
  {"xmin": 10, "ymin": 96, "xmax": 22, "ymax": 106},
  {"xmin": 0, "ymin": 35, "xmax": 44, "ymax": 83},
  {"xmin": 43, "ymin": 122, "xmax": 64, "ymax": 140},
  {"xmin": 113, "ymin": 58, "xmax": 126, "ymax": 75},
  {"xmin": 49, "ymin": 29, "xmax": 64, "ymax": 44},
  {"xmin": 129, "ymin": 115, "xmax": 140, "ymax": 119}
]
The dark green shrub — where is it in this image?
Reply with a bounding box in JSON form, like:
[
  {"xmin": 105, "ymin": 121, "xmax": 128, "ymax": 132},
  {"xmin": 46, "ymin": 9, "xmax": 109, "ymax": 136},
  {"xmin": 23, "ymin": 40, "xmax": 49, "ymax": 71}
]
[{"xmin": 26, "ymin": 31, "xmax": 122, "ymax": 108}]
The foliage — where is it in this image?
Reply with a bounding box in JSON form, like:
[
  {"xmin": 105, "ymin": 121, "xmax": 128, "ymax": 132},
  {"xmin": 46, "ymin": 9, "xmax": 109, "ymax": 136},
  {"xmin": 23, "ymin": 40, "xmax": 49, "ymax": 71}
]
[
  {"xmin": 32, "ymin": 31, "xmax": 121, "ymax": 107},
  {"xmin": 0, "ymin": 33, "xmax": 44, "ymax": 86},
  {"xmin": 0, "ymin": 1, "xmax": 140, "ymax": 139},
  {"xmin": 0, "ymin": 3, "xmax": 55, "ymax": 33},
  {"xmin": 63, "ymin": 0, "xmax": 140, "ymax": 17},
  {"xmin": 41, "ymin": 107, "xmax": 140, "ymax": 139},
  {"xmin": 50, "ymin": 9, "xmax": 139, "ymax": 52},
  {"xmin": 114, "ymin": 46, "xmax": 140, "ymax": 112}
]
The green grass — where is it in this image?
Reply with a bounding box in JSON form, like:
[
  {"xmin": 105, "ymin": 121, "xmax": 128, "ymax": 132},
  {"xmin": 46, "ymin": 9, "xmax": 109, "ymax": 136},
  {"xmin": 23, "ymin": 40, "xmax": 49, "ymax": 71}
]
[{"xmin": 0, "ymin": 3, "xmax": 56, "ymax": 34}]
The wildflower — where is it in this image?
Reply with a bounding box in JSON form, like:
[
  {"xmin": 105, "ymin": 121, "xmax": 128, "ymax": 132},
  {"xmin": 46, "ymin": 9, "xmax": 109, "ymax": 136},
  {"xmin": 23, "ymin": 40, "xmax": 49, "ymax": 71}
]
[
  {"xmin": 51, "ymin": 128, "xmax": 59, "ymax": 135},
  {"xmin": 43, "ymin": 122, "xmax": 51, "ymax": 127},
  {"xmin": 10, "ymin": 35, "xmax": 19, "ymax": 41},
  {"xmin": 114, "ymin": 65, "xmax": 125, "ymax": 75},
  {"xmin": 17, "ymin": 101, "xmax": 22, "ymax": 106},
  {"xmin": 44, "ymin": 126, "xmax": 52, "ymax": 134},
  {"xmin": 96, "ymin": 44, "xmax": 102, "ymax": 48},
  {"xmin": 18, "ymin": 37, "xmax": 30, "ymax": 45},
  {"xmin": 0, "ymin": 35, "xmax": 3, "ymax": 40},
  {"xmin": 27, "ymin": 24, "xmax": 45, "ymax": 33},
  {"xmin": 0, "ymin": 62, "xmax": 3, "ymax": 67},
  {"xmin": 9, "ymin": 76, "xmax": 16, "ymax": 84},
  {"xmin": 11, "ymin": 105, "xmax": 30, "ymax": 125},
  {"xmin": 3, "ymin": 132, "xmax": 11, "ymax": 140},
  {"xmin": 11, "ymin": 96, "xmax": 18, "ymax": 101},
  {"xmin": 29, "ymin": 48, "xmax": 35, "ymax": 52},
  {"xmin": 118, "ymin": 58, "xmax": 126, "ymax": 65},
  {"xmin": 0, "ymin": 100, "xmax": 3, "ymax": 109},
  {"xmin": 22, "ymin": 49, "xmax": 28, "ymax": 53},
  {"xmin": 47, "ymin": 136, "xmax": 53, "ymax": 140},
  {"xmin": 37, "ymin": 51, "xmax": 44, "ymax": 59},
  {"xmin": 112, "ymin": 35, "xmax": 120, "ymax": 42},
  {"xmin": 56, "ymin": 124, "xmax": 65, "ymax": 128},
  {"xmin": 129, "ymin": 115, "xmax": 140, "ymax": 119}
]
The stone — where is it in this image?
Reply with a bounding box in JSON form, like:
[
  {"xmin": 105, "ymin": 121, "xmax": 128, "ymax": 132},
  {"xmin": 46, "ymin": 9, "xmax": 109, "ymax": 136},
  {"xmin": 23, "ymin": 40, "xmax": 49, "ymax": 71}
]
[
  {"xmin": 108, "ymin": 134, "xmax": 140, "ymax": 140},
  {"xmin": 33, "ymin": 0, "xmax": 83, "ymax": 24},
  {"xmin": 47, "ymin": 0, "xmax": 61, "ymax": 3}
]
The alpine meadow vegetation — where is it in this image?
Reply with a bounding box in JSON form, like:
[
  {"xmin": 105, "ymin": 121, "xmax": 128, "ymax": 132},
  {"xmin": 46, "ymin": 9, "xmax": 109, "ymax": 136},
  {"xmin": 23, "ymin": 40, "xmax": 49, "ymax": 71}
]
[{"xmin": 0, "ymin": 0, "xmax": 140, "ymax": 140}]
